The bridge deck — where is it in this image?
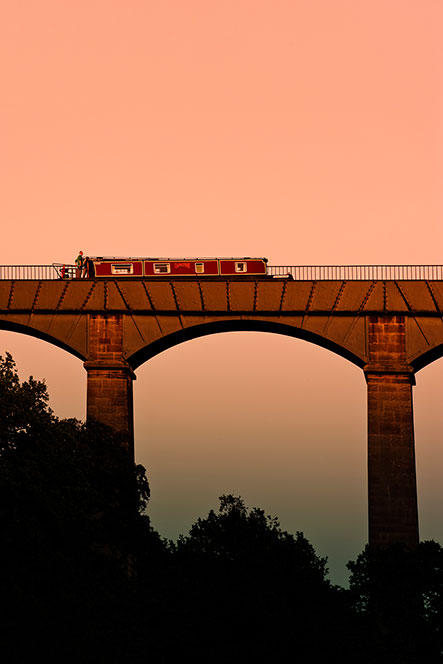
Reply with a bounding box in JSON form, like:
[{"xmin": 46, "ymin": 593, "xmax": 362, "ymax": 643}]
[{"xmin": 1, "ymin": 276, "xmax": 443, "ymax": 316}]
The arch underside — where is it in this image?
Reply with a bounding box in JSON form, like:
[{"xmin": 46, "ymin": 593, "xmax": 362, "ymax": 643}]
[
  {"xmin": 128, "ymin": 319, "xmax": 367, "ymax": 370},
  {"xmin": 0, "ymin": 318, "xmax": 86, "ymax": 362},
  {"xmin": 410, "ymin": 343, "xmax": 443, "ymax": 372},
  {"xmin": 5, "ymin": 313, "xmax": 442, "ymax": 373}
]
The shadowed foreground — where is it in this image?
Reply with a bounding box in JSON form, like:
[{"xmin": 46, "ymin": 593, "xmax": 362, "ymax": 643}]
[{"xmin": 1, "ymin": 353, "xmax": 442, "ymax": 663}]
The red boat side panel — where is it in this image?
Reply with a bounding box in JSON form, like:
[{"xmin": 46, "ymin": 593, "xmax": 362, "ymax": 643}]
[
  {"xmin": 94, "ymin": 261, "xmax": 143, "ymax": 277},
  {"xmin": 144, "ymin": 260, "xmax": 219, "ymax": 276},
  {"xmin": 91, "ymin": 257, "xmax": 267, "ymax": 277},
  {"xmin": 219, "ymin": 259, "xmax": 267, "ymax": 275}
]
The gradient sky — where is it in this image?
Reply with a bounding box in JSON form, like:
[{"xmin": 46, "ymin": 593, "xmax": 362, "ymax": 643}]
[{"xmin": 1, "ymin": 0, "xmax": 442, "ymax": 585}]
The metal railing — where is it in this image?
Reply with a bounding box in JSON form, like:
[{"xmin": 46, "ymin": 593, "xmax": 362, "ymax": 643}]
[
  {"xmin": 267, "ymin": 265, "xmax": 443, "ymax": 281},
  {"xmin": 0, "ymin": 264, "xmax": 442, "ymax": 281},
  {"xmin": 0, "ymin": 264, "xmax": 78, "ymax": 280},
  {"xmin": 0, "ymin": 265, "xmax": 60, "ymax": 280}
]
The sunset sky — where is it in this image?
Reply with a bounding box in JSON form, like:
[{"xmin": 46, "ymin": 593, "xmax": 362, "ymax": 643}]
[{"xmin": 1, "ymin": 0, "xmax": 442, "ymax": 584}]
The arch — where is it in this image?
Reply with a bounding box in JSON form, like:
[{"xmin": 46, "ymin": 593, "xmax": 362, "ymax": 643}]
[
  {"xmin": 128, "ymin": 319, "xmax": 366, "ymax": 370},
  {"xmin": 0, "ymin": 319, "xmax": 86, "ymax": 362},
  {"xmin": 410, "ymin": 343, "xmax": 443, "ymax": 373}
]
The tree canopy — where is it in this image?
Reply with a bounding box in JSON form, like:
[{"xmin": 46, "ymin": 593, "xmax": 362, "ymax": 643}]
[
  {"xmin": 0, "ymin": 352, "xmax": 160, "ymax": 660},
  {"xmin": 168, "ymin": 494, "xmax": 347, "ymax": 660},
  {"xmin": 176, "ymin": 493, "xmax": 328, "ymax": 581},
  {"xmin": 347, "ymin": 541, "xmax": 443, "ymax": 662}
]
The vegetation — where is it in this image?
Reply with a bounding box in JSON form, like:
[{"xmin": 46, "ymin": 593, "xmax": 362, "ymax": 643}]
[
  {"xmin": 347, "ymin": 541, "xmax": 443, "ymax": 662},
  {"xmin": 1, "ymin": 351, "xmax": 443, "ymax": 662}
]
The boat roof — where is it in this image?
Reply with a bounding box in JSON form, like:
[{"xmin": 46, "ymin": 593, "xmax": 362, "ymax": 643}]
[{"xmin": 91, "ymin": 256, "xmax": 268, "ymax": 261}]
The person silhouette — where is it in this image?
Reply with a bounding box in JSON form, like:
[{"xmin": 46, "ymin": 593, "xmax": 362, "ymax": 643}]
[{"xmin": 75, "ymin": 251, "xmax": 84, "ymax": 278}]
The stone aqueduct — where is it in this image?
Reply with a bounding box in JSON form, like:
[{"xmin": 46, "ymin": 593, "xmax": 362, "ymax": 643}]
[{"xmin": 2, "ymin": 272, "xmax": 443, "ymax": 548}]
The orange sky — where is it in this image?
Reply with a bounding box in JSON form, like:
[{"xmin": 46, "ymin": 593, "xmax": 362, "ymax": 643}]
[{"xmin": 1, "ymin": 0, "xmax": 442, "ymax": 584}]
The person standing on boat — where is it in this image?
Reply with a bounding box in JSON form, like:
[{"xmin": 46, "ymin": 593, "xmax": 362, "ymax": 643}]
[{"xmin": 75, "ymin": 251, "xmax": 84, "ymax": 278}]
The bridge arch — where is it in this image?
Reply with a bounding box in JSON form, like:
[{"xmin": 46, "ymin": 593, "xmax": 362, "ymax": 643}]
[
  {"xmin": 0, "ymin": 318, "xmax": 86, "ymax": 362},
  {"xmin": 133, "ymin": 331, "xmax": 367, "ymax": 583},
  {"xmin": 410, "ymin": 342, "xmax": 443, "ymax": 373},
  {"xmin": 128, "ymin": 319, "xmax": 366, "ymax": 370}
]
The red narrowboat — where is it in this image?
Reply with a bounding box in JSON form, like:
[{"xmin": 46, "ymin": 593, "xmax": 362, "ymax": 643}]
[{"xmin": 90, "ymin": 257, "xmax": 268, "ymax": 278}]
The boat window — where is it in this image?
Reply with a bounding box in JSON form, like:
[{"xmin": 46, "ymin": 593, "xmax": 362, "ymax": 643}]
[
  {"xmin": 195, "ymin": 263, "xmax": 204, "ymax": 274},
  {"xmin": 235, "ymin": 261, "xmax": 247, "ymax": 273},
  {"xmin": 154, "ymin": 263, "xmax": 171, "ymax": 274},
  {"xmin": 111, "ymin": 263, "xmax": 133, "ymax": 275}
]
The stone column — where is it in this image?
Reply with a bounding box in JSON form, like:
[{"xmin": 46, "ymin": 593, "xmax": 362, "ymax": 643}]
[
  {"xmin": 365, "ymin": 316, "xmax": 419, "ymax": 547},
  {"xmin": 84, "ymin": 315, "xmax": 135, "ymax": 458}
]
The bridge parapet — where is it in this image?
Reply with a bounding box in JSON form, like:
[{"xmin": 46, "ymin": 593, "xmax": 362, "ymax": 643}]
[
  {"xmin": 268, "ymin": 264, "xmax": 443, "ymax": 280},
  {"xmin": 2, "ymin": 264, "xmax": 443, "ymax": 281}
]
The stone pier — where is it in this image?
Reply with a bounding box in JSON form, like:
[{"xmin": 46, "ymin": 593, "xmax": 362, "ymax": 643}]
[
  {"xmin": 84, "ymin": 315, "xmax": 135, "ymax": 457},
  {"xmin": 365, "ymin": 316, "xmax": 419, "ymax": 547}
]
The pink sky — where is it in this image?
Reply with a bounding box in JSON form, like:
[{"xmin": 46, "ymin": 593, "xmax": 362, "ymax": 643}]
[{"xmin": 1, "ymin": 0, "xmax": 442, "ymax": 584}]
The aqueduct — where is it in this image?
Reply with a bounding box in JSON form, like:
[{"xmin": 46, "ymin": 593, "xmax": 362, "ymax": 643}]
[{"xmin": 2, "ymin": 266, "xmax": 443, "ymax": 548}]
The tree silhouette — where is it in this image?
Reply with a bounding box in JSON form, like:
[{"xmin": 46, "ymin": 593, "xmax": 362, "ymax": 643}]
[
  {"xmin": 165, "ymin": 494, "xmax": 349, "ymax": 661},
  {"xmin": 0, "ymin": 353, "xmax": 163, "ymax": 660},
  {"xmin": 347, "ymin": 542, "xmax": 443, "ymax": 662}
]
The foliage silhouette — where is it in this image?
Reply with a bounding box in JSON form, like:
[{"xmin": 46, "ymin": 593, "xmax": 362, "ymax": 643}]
[
  {"xmin": 0, "ymin": 353, "xmax": 163, "ymax": 660},
  {"xmin": 164, "ymin": 494, "xmax": 352, "ymax": 661},
  {"xmin": 347, "ymin": 542, "xmax": 443, "ymax": 662}
]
